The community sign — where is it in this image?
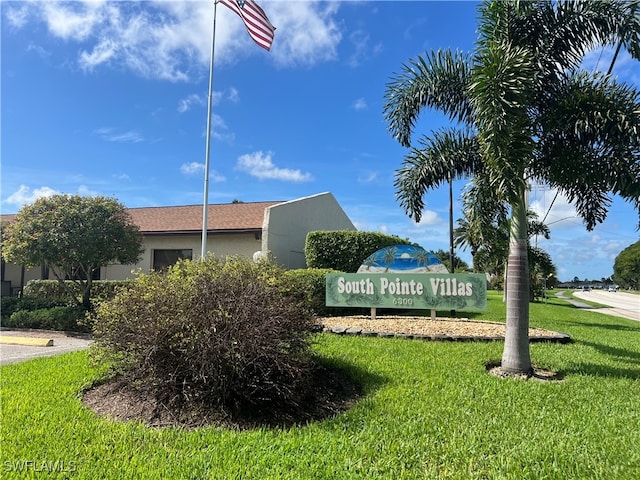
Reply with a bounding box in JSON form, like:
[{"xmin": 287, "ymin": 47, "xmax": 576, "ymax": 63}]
[{"xmin": 326, "ymin": 245, "xmax": 487, "ymax": 311}]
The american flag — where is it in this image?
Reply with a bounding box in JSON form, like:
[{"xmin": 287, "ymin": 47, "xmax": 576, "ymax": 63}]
[{"xmin": 219, "ymin": 0, "xmax": 276, "ymax": 51}]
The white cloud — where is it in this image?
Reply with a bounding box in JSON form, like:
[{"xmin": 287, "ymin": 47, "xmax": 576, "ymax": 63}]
[
  {"xmin": 180, "ymin": 163, "xmax": 226, "ymax": 182},
  {"xmin": 357, "ymin": 171, "xmax": 377, "ymax": 183},
  {"xmin": 5, "ymin": 4, "xmax": 30, "ymax": 28},
  {"xmin": 42, "ymin": 1, "xmax": 109, "ymax": 41},
  {"xmin": 267, "ymin": 2, "xmax": 342, "ymax": 67},
  {"xmin": 236, "ymin": 151, "xmax": 313, "ymax": 182},
  {"xmin": 413, "ymin": 210, "xmax": 442, "ymax": 227},
  {"xmin": 352, "ymin": 98, "xmax": 367, "ymax": 110},
  {"xmin": 79, "ymin": 38, "xmax": 118, "ymax": 71},
  {"xmin": 180, "ymin": 162, "xmax": 205, "ymax": 175},
  {"xmin": 7, "ymin": 2, "xmax": 344, "ymax": 82},
  {"xmin": 27, "ymin": 42, "xmax": 51, "ymax": 59},
  {"xmin": 529, "ymin": 188, "xmax": 578, "ymax": 228},
  {"xmin": 5, "ymin": 185, "xmax": 60, "ymax": 207},
  {"xmin": 177, "ymin": 93, "xmax": 205, "ymax": 113},
  {"xmin": 94, "ymin": 127, "xmax": 144, "ymax": 143},
  {"xmin": 227, "ymin": 87, "xmax": 239, "ymax": 103},
  {"xmin": 77, "ymin": 185, "xmax": 99, "ymax": 196}
]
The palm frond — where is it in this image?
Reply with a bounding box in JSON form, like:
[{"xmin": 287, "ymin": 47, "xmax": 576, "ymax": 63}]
[
  {"xmin": 383, "ymin": 50, "xmax": 473, "ymax": 147},
  {"xmin": 394, "ymin": 129, "xmax": 481, "ymax": 222}
]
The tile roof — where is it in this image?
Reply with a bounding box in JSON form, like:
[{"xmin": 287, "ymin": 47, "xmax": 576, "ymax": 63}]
[
  {"xmin": 128, "ymin": 202, "xmax": 282, "ymax": 234},
  {"xmin": 1, "ymin": 201, "xmax": 283, "ymax": 234}
]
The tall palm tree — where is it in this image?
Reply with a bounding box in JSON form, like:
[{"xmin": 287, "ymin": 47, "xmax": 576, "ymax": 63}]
[{"xmin": 384, "ymin": 0, "xmax": 640, "ymax": 374}]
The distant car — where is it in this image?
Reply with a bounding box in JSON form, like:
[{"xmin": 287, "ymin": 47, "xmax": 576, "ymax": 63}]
[
  {"xmin": 608, "ymin": 285, "xmax": 617, "ymax": 292},
  {"xmin": 582, "ymin": 286, "xmax": 591, "ymax": 292}
]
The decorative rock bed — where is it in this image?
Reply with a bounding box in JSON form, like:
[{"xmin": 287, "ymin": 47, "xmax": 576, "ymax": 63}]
[{"xmin": 317, "ymin": 316, "xmax": 571, "ymax": 343}]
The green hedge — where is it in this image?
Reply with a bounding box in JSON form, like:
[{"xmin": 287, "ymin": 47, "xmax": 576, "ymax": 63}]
[
  {"xmin": 1, "ymin": 296, "xmax": 72, "ymax": 321},
  {"xmin": 305, "ymin": 230, "xmax": 414, "ymax": 272},
  {"xmin": 282, "ymin": 268, "xmax": 368, "ymax": 318},
  {"xmin": 23, "ymin": 279, "xmax": 134, "ymax": 305},
  {"xmin": 6, "ymin": 306, "xmax": 88, "ymax": 332}
]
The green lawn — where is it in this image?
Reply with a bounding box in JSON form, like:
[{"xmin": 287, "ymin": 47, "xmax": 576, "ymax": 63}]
[{"xmin": 1, "ymin": 292, "xmax": 639, "ymax": 479}]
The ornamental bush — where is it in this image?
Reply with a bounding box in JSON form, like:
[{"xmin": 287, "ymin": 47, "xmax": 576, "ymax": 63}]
[
  {"xmin": 305, "ymin": 230, "xmax": 414, "ymax": 272},
  {"xmin": 91, "ymin": 256, "xmax": 316, "ymax": 415},
  {"xmin": 7, "ymin": 306, "xmax": 88, "ymax": 332},
  {"xmin": 282, "ymin": 268, "xmax": 369, "ymax": 317}
]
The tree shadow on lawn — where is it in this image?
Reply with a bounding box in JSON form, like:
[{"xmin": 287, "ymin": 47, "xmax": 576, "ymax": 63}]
[
  {"xmin": 562, "ymin": 340, "xmax": 640, "ymax": 379},
  {"xmin": 83, "ymin": 356, "xmax": 388, "ymax": 431},
  {"xmin": 563, "ymin": 362, "xmax": 640, "ymax": 380},
  {"xmin": 562, "ymin": 320, "xmax": 640, "ymax": 333}
]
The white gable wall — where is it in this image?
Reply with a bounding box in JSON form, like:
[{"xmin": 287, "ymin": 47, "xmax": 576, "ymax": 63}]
[{"xmin": 261, "ymin": 192, "xmax": 356, "ymax": 269}]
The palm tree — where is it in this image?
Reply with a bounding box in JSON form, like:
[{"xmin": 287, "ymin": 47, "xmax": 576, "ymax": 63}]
[{"xmin": 384, "ymin": 0, "xmax": 640, "ymax": 374}]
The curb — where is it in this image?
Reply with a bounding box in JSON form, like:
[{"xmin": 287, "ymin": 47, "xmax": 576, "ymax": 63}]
[{"xmin": 0, "ymin": 335, "xmax": 54, "ymax": 347}]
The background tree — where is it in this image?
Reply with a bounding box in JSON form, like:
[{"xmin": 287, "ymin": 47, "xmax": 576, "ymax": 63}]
[
  {"xmin": 431, "ymin": 249, "xmax": 470, "ymax": 272},
  {"xmin": 384, "ymin": 0, "xmax": 640, "ymax": 374},
  {"xmin": 613, "ymin": 240, "xmax": 640, "ymax": 290},
  {"xmin": 2, "ymin": 195, "xmax": 144, "ymax": 309}
]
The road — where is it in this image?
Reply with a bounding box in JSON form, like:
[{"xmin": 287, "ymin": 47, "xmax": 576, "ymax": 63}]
[{"xmin": 572, "ymin": 289, "xmax": 640, "ymax": 322}]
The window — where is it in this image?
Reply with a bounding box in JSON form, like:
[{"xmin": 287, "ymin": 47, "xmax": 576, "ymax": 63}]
[{"xmin": 153, "ymin": 249, "xmax": 192, "ymax": 271}]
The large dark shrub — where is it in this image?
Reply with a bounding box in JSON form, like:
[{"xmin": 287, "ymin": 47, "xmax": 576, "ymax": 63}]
[{"xmin": 91, "ymin": 256, "xmax": 316, "ymax": 414}]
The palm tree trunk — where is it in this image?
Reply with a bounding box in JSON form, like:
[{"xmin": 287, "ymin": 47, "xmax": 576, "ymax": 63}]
[{"xmin": 501, "ymin": 194, "xmax": 532, "ymax": 374}]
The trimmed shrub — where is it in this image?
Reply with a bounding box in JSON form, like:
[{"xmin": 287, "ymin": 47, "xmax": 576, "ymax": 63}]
[
  {"xmin": 1, "ymin": 296, "xmax": 72, "ymax": 321},
  {"xmin": 24, "ymin": 279, "xmax": 134, "ymax": 307},
  {"xmin": 7, "ymin": 306, "xmax": 88, "ymax": 332},
  {"xmin": 305, "ymin": 230, "xmax": 414, "ymax": 272},
  {"xmin": 282, "ymin": 268, "xmax": 369, "ymax": 317},
  {"xmin": 91, "ymin": 256, "xmax": 316, "ymax": 413}
]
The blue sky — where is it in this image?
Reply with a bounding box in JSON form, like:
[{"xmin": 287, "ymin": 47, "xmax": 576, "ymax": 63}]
[{"xmin": 2, "ymin": 0, "xmax": 639, "ymax": 282}]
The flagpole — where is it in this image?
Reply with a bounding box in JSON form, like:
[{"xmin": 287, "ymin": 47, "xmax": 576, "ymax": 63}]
[{"xmin": 201, "ymin": 1, "xmax": 218, "ymax": 260}]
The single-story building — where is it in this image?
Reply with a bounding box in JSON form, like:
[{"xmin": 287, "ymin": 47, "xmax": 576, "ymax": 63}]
[{"xmin": 1, "ymin": 192, "xmax": 355, "ymax": 295}]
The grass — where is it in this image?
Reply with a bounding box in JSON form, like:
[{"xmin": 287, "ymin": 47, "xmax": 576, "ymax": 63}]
[{"xmin": 2, "ymin": 292, "xmax": 640, "ymax": 479}]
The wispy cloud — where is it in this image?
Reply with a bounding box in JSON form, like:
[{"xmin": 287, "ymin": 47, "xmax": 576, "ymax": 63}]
[
  {"xmin": 177, "ymin": 93, "xmax": 206, "ymax": 113},
  {"xmin": 94, "ymin": 127, "xmax": 144, "ymax": 143},
  {"xmin": 352, "ymin": 98, "xmax": 367, "ymax": 111},
  {"xmin": 27, "ymin": 42, "xmax": 51, "ymax": 59},
  {"xmin": 236, "ymin": 151, "xmax": 313, "ymax": 182},
  {"xmin": 180, "ymin": 162, "xmax": 226, "ymax": 182},
  {"xmin": 112, "ymin": 173, "xmax": 131, "ymax": 181},
  {"xmin": 5, "ymin": 185, "xmax": 59, "ymax": 207},
  {"xmin": 180, "ymin": 162, "xmax": 205, "ymax": 175},
  {"xmin": 357, "ymin": 171, "xmax": 377, "ymax": 183}
]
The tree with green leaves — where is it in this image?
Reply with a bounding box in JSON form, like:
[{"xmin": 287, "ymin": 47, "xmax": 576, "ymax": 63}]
[
  {"xmin": 613, "ymin": 240, "xmax": 640, "ymax": 289},
  {"xmin": 384, "ymin": 0, "xmax": 640, "ymax": 374},
  {"xmin": 431, "ymin": 249, "xmax": 470, "ymax": 272},
  {"xmin": 2, "ymin": 195, "xmax": 144, "ymax": 309},
  {"xmin": 454, "ymin": 181, "xmax": 554, "ymax": 300}
]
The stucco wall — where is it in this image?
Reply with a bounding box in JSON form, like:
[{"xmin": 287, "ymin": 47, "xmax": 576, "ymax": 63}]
[
  {"xmin": 261, "ymin": 192, "xmax": 356, "ymax": 269},
  {"xmin": 102, "ymin": 232, "xmax": 262, "ymax": 280}
]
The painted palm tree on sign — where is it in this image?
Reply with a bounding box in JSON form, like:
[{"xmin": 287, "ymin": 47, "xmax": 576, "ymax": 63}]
[{"xmin": 384, "ymin": 0, "xmax": 640, "ymax": 374}]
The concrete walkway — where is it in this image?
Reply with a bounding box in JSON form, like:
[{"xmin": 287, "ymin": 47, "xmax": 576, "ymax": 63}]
[
  {"xmin": 0, "ymin": 329, "xmax": 92, "ymax": 366},
  {"xmin": 555, "ymin": 292, "xmax": 594, "ymax": 309}
]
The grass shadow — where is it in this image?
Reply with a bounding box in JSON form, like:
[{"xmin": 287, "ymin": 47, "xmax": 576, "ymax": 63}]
[
  {"xmin": 576, "ymin": 340, "xmax": 640, "ymax": 366},
  {"xmin": 561, "ymin": 339, "xmax": 640, "ymax": 379},
  {"xmin": 563, "ymin": 362, "xmax": 640, "ymax": 380}
]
